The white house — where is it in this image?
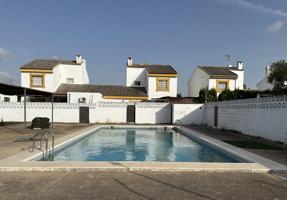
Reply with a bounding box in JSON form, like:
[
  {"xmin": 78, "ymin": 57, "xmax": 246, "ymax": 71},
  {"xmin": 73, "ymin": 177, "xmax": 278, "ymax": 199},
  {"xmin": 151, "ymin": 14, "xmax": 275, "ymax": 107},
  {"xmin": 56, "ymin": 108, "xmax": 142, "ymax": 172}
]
[
  {"xmin": 0, "ymin": 94, "xmax": 18, "ymax": 102},
  {"xmin": 20, "ymin": 56, "xmax": 178, "ymax": 102},
  {"xmin": 188, "ymin": 62, "xmax": 244, "ymax": 97},
  {"xmin": 256, "ymin": 66, "xmax": 273, "ymax": 91},
  {"xmin": 20, "ymin": 55, "xmax": 89, "ymax": 93},
  {"xmin": 126, "ymin": 57, "xmax": 178, "ymax": 100}
]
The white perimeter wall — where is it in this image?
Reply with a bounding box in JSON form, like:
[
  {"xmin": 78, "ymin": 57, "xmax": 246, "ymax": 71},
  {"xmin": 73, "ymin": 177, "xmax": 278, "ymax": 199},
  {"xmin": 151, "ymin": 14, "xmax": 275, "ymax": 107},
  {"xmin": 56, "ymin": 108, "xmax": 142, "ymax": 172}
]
[
  {"xmin": 135, "ymin": 103, "xmax": 171, "ymax": 124},
  {"xmin": 206, "ymin": 96, "xmax": 287, "ymax": 143},
  {"xmin": 172, "ymin": 104, "xmax": 204, "ymax": 125},
  {"xmin": 0, "ymin": 102, "xmax": 177, "ymax": 124}
]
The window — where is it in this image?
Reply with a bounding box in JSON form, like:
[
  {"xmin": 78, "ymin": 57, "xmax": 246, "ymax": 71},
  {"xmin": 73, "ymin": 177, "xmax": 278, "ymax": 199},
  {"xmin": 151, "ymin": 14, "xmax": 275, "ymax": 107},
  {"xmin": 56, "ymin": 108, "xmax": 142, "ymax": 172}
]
[
  {"xmin": 30, "ymin": 74, "xmax": 44, "ymax": 88},
  {"xmin": 156, "ymin": 78, "xmax": 169, "ymax": 91},
  {"xmin": 4, "ymin": 97, "xmax": 10, "ymax": 102},
  {"xmin": 216, "ymin": 80, "xmax": 229, "ymax": 92},
  {"xmin": 67, "ymin": 78, "xmax": 74, "ymax": 84},
  {"xmin": 134, "ymin": 81, "xmax": 141, "ymax": 86}
]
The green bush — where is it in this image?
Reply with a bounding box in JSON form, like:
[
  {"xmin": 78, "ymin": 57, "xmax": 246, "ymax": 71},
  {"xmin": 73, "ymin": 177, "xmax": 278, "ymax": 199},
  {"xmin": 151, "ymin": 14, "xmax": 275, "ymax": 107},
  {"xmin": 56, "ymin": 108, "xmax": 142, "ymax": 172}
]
[
  {"xmin": 218, "ymin": 89, "xmax": 234, "ymax": 101},
  {"xmin": 199, "ymin": 88, "xmax": 287, "ymax": 103},
  {"xmin": 199, "ymin": 88, "xmax": 217, "ymax": 103},
  {"xmin": 218, "ymin": 89, "xmax": 260, "ymax": 101}
]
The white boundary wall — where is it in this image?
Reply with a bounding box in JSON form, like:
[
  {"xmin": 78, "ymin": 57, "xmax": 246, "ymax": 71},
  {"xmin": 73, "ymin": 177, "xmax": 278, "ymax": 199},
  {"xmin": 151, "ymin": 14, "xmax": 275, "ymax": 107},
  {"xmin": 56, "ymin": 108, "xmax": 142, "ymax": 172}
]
[
  {"xmin": 172, "ymin": 104, "xmax": 204, "ymax": 125},
  {"xmin": 0, "ymin": 102, "xmax": 176, "ymax": 124},
  {"xmin": 135, "ymin": 103, "xmax": 171, "ymax": 124},
  {"xmin": 206, "ymin": 96, "xmax": 287, "ymax": 143},
  {"xmin": 90, "ymin": 102, "xmax": 128, "ymax": 123}
]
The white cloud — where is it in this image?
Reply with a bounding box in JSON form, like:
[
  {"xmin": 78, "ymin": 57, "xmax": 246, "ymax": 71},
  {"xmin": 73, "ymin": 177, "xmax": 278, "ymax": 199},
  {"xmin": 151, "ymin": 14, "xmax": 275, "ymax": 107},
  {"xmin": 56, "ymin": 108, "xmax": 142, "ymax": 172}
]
[
  {"xmin": 217, "ymin": 0, "xmax": 287, "ymax": 17},
  {"xmin": 0, "ymin": 47, "xmax": 12, "ymax": 60},
  {"xmin": 266, "ymin": 20, "xmax": 284, "ymax": 32},
  {"xmin": 0, "ymin": 72, "xmax": 17, "ymax": 85}
]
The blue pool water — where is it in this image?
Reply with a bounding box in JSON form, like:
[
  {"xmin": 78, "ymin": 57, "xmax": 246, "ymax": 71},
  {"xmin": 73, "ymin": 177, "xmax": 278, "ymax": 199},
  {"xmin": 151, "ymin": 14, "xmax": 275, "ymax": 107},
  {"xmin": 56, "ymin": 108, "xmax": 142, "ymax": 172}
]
[{"xmin": 52, "ymin": 128, "xmax": 246, "ymax": 162}]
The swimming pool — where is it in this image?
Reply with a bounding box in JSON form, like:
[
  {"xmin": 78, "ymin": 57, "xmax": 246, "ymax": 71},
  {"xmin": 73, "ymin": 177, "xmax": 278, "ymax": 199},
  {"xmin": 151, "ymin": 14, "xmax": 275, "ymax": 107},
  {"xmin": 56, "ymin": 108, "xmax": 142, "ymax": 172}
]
[{"xmin": 50, "ymin": 127, "xmax": 248, "ymax": 162}]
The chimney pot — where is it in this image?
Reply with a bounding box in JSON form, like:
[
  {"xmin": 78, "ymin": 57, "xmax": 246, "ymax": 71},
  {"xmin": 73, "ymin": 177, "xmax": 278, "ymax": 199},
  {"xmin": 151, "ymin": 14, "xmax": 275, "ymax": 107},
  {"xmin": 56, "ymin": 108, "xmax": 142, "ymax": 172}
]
[
  {"xmin": 127, "ymin": 57, "xmax": 133, "ymax": 66},
  {"xmin": 237, "ymin": 61, "xmax": 244, "ymax": 70},
  {"xmin": 76, "ymin": 55, "xmax": 83, "ymax": 64}
]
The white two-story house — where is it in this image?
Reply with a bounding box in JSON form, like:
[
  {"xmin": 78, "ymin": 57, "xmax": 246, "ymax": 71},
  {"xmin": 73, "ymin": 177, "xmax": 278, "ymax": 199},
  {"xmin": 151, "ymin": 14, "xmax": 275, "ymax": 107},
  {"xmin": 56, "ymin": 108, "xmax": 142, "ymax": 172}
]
[
  {"xmin": 188, "ymin": 62, "xmax": 244, "ymax": 97},
  {"xmin": 20, "ymin": 55, "xmax": 89, "ymax": 93},
  {"xmin": 126, "ymin": 57, "xmax": 178, "ymax": 100},
  {"xmin": 20, "ymin": 56, "xmax": 178, "ymax": 102}
]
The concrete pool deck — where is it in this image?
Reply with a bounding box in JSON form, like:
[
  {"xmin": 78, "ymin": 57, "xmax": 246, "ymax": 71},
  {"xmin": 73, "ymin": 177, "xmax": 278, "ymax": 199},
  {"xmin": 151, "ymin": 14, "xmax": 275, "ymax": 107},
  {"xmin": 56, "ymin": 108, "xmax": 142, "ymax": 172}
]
[
  {"xmin": 0, "ymin": 171, "xmax": 286, "ymax": 200},
  {"xmin": 186, "ymin": 126, "xmax": 287, "ymax": 166},
  {"xmin": 0, "ymin": 124, "xmax": 286, "ymax": 172},
  {"xmin": 0, "ymin": 123, "xmax": 94, "ymax": 160}
]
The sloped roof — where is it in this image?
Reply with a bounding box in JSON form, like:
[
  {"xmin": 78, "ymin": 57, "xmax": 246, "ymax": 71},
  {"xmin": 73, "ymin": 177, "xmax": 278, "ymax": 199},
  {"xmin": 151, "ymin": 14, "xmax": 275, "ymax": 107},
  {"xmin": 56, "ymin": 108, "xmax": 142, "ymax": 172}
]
[
  {"xmin": 127, "ymin": 64, "xmax": 177, "ymax": 74},
  {"xmin": 20, "ymin": 59, "xmax": 81, "ymax": 70},
  {"xmin": 55, "ymin": 84, "xmax": 148, "ymax": 97},
  {"xmin": 0, "ymin": 82, "xmax": 52, "ymax": 96},
  {"xmin": 198, "ymin": 66, "xmax": 238, "ymax": 79}
]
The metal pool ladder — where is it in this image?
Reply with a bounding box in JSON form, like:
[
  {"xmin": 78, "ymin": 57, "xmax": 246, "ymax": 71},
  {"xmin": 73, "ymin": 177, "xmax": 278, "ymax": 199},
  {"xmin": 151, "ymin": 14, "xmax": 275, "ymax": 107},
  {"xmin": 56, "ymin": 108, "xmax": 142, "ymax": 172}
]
[{"xmin": 32, "ymin": 129, "xmax": 55, "ymax": 161}]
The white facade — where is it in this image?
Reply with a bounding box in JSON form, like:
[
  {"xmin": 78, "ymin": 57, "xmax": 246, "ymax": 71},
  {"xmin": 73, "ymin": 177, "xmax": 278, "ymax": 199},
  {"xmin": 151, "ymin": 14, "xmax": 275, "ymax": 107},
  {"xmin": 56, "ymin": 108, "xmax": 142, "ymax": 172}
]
[
  {"xmin": 147, "ymin": 77, "xmax": 177, "ymax": 99},
  {"xmin": 67, "ymin": 92, "xmax": 103, "ymax": 104},
  {"xmin": 0, "ymin": 94, "xmax": 18, "ymax": 102},
  {"xmin": 126, "ymin": 67, "xmax": 147, "ymax": 87},
  {"xmin": 229, "ymin": 69, "xmax": 244, "ymax": 90},
  {"xmin": 256, "ymin": 66, "xmax": 273, "ymax": 91},
  {"xmin": 67, "ymin": 92, "xmax": 139, "ymax": 103},
  {"xmin": 257, "ymin": 78, "xmax": 273, "ymax": 91},
  {"xmin": 20, "ymin": 56, "xmax": 89, "ymax": 93},
  {"xmin": 126, "ymin": 58, "xmax": 178, "ymax": 99},
  {"xmin": 188, "ymin": 68, "xmax": 209, "ymax": 97},
  {"xmin": 188, "ymin": 64, "xmax": 244, "ymax": 97}
]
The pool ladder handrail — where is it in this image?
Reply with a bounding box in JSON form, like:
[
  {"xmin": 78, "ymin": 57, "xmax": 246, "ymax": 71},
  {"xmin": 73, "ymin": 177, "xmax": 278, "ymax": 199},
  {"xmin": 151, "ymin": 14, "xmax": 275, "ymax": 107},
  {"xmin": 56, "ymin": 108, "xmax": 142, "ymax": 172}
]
[{"xmin": 32, "ymin": 129, "xmax": 55, "ymax": 161}]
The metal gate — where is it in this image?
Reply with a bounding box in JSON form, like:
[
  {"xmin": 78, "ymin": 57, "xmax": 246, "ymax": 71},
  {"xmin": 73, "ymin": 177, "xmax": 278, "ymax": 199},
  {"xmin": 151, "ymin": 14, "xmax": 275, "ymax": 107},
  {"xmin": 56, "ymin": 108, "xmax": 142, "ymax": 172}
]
[
  {"xmin": 127, "ymin": 105, "xmax": 135, "ymax": 123},
  {"xmin": 79, "ymin": 107, "xmax": 89, "ymax": 123},
  {"xmin": 214, "ymin": 106, "xmax": 218, "ymax": 127}
]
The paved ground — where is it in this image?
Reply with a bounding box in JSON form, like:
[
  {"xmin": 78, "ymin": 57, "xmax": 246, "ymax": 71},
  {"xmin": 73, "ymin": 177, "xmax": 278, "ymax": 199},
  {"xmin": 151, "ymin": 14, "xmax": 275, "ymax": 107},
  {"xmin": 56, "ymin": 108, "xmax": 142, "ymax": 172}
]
[
  {"xmin": 0, "ymin": 123, "xmax": 92, "ymax": 160},
  {"xmin": 0, "ymin": 171, "xmax": 286, "ymax": 200},
  {"xmin": 187, "ymin": 126, "xmax": 287, "ymax": 166}
]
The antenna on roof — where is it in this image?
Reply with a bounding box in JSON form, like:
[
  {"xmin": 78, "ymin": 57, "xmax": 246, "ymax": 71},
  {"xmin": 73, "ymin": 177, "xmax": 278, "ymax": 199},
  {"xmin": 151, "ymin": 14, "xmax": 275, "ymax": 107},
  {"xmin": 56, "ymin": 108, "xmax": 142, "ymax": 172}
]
[{"xmin": 224, "ymin": 54, "xmax": 231, "ymax": 65}]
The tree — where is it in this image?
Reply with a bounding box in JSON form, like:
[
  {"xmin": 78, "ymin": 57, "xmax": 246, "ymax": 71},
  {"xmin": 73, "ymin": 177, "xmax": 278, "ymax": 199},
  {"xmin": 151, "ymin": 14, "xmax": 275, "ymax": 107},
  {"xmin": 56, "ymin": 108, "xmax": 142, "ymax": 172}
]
[{"xmin": 268, "ymin": 60, "xmax": 287, "ymax": 91}]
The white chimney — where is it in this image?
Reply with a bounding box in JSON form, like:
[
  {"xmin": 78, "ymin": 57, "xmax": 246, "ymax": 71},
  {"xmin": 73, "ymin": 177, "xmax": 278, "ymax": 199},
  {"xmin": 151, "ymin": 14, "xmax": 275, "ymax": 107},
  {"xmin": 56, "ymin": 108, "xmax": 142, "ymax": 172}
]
[
  {"xmin": 237, "ymin": 61, "xmax": 244, "ymax": 70},
  {"xmin": 76, "ymin": 55, "xmax": 83, "ymax": 64},
  {"xmin": 127, "ymin": 57, "xmax": 133, "ymax": 66},
  {"xmin": 265, "ymin": 66, "xmax": 271, "ymax": 77},
  {"xmin": 228, "ymin": 64, "xmax": 233, "ymax": 68}
]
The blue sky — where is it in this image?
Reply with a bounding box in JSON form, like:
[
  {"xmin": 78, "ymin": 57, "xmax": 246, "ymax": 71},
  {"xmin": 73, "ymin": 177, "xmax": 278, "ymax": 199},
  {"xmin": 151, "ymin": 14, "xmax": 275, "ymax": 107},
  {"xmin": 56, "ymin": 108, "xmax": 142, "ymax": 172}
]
[{"xmin": 0, "ymin": 0, "xmax": 287, "ymax": 95}]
